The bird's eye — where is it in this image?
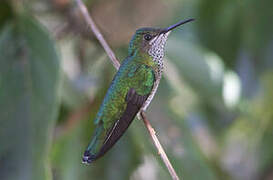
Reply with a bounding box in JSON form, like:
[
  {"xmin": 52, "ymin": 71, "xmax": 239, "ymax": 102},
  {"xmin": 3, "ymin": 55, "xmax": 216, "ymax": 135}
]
[{"xmin": 144, "ymin": 34, "xmax": 152, "ymax": 41}]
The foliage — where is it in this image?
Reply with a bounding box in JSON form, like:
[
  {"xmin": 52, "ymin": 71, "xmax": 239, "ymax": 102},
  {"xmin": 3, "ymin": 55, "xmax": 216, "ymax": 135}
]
[{"xmin": 0, "ymin": 0, "xmax": 273, "ymax": 180}]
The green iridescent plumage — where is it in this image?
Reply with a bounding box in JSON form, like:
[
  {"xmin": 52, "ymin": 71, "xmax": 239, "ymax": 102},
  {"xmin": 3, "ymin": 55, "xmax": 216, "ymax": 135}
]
[
  {"xmin": 83, "ymin": 19, "xmax": 194, "ymax": 164},
  {"xmin": 87, "ymin": 54, "xmax": 155, "ymax": 155}
]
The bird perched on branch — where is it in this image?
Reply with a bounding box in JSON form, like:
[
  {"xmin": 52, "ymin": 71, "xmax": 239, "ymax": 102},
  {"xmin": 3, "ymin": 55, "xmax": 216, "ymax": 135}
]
[{"xmin": 83, "ymin": 19, "xmax": 194, "ymax": 164}]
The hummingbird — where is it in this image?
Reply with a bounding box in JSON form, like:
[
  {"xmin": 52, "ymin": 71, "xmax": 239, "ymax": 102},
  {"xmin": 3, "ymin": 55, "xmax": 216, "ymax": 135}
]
[{"xmin": 82, "ymin": 18, "xmax": 194, "ymax": 164}]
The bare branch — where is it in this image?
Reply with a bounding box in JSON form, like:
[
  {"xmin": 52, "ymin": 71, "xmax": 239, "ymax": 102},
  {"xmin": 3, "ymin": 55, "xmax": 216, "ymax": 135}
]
[
  {"xmin": 75, "ymin": 0, "xmax": 180, "ymax": 179},
  {"xmin": 75, "ymin": 0, "xmax": 120, "ymax": 70},
  {"xmin": 140, "ymin": 111, "xmax": 180, "ymax": 180}
]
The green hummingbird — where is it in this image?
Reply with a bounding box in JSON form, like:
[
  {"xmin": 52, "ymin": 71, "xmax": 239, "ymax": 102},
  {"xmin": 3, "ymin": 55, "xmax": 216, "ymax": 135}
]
[{"xmin": 83, "ymin": 18, "xmax": 194, "ymax": 164}]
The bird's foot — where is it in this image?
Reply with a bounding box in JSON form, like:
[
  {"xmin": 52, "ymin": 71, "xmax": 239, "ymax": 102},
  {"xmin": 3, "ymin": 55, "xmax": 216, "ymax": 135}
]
[{"xmin": 82, "ymin": 150, "xmax": 95, "ymax": 164}]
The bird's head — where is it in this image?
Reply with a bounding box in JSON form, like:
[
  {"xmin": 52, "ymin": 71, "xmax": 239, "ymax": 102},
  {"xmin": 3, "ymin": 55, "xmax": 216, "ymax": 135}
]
[{"xmin": 128, "ymin": 19, "xmax": 194, "ymax": 62}]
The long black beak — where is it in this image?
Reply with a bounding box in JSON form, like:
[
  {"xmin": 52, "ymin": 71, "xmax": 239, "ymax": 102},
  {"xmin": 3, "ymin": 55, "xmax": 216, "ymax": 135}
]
[{"xmin": 161, "ymin": 18, "xmax": 194, "ymax": 34}]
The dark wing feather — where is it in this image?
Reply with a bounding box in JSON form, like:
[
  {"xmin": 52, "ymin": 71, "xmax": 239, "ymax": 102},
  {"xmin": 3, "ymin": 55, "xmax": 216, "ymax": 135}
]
[{"xmin": 94, "ymin": 88, "xmax": 148, "ymax": 159}]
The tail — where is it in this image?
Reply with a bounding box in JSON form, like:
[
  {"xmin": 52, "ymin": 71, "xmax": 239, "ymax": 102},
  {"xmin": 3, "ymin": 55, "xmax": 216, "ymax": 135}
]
[{"xmin": 82, "ymin": 125, "xmax": 103, "ymax": 164}]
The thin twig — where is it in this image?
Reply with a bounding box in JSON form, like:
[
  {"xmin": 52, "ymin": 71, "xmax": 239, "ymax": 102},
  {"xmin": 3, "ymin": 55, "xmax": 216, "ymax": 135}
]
[
  {"xmin": 140, "ymin": 112, "xmax": 180, "ymax": 180},
  {"xmin": 75, "ymin": 0, "xmax": 120, "ymax": 70},
  {"xmin": 75, "ymin": 0, "xmax": 180, "ymax": 179}
]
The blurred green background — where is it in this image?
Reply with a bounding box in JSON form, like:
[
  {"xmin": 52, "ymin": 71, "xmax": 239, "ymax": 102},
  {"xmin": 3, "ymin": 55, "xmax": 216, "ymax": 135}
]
[{"xmin": 0, "ymin": 0, "xmax": 273, "ymax": 179}]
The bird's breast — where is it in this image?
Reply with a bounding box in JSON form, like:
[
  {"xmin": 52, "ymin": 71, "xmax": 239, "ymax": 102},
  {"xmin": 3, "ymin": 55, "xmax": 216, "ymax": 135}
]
[{"xmin": 141, "ymin": 71, "xmax": 162, "ymax": 111}]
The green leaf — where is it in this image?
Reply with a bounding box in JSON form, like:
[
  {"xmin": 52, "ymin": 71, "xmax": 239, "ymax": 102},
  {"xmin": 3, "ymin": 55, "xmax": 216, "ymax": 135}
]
[
  {"xmin": 0, "ymin": 15, "xmax": 60, "ymax": 180},
  {"xmin": 0, "ymin": 1, "xmax": 13, "ymax": 29}
]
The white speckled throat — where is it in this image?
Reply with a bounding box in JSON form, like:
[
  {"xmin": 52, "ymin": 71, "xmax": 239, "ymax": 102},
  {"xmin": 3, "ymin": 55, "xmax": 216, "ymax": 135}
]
[
  {"xmin": 140, "ymin": 32, "xmax": 170, "ymax": 112},
  {"xmin": 147, "ymin": 31, "xmax": 170, "ymax": 71},
  {"xmin": 141, "ymin": 19, "xmax": 194, "ymax": 112}
]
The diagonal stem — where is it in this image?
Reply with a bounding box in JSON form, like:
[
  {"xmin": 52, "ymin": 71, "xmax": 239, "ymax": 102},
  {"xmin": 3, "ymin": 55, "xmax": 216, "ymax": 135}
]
[
  {"xmin": 140, "ymin": 111, "xmax": 180, "ymax": 180},
  {"xmin": 75, "ymin": 0, "xmax": 180, "ymax": 179},
  {"xmin": 76, "ymin": 0, "xmax": 120, "ymax": 70}
]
